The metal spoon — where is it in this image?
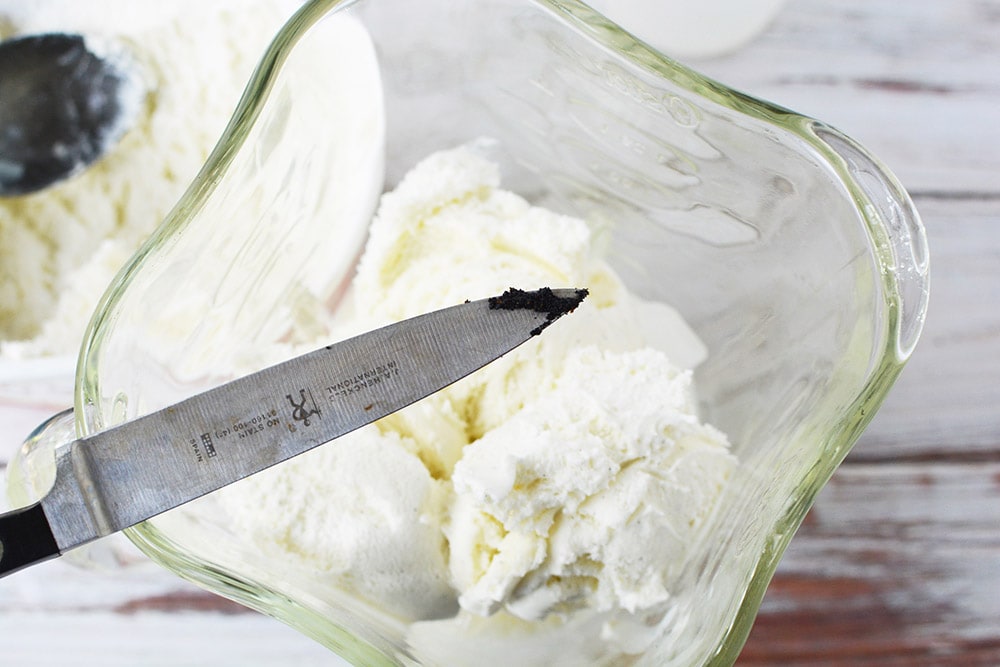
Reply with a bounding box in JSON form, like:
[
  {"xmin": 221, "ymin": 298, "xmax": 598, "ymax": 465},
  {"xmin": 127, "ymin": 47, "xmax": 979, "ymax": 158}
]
[{"xmin": 0, "ymin": 33, "xmax": 142, "ymax": 197}]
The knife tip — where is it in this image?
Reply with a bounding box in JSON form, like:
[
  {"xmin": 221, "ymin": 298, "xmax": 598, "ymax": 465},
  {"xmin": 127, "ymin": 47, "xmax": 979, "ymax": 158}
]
[{"xmin": 488, "ymin": 287, "xmax": 589, "ymax": 336}]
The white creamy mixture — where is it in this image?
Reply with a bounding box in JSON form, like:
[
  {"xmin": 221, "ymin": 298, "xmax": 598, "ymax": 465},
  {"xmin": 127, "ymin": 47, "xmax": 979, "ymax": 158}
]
[
  {"xmin": 0, "ymin": 0, "xmax": 296, "ymax": 355},
  {"xmin": 218, "ymin": 145, "xmax": 737, "ymax": 661}
]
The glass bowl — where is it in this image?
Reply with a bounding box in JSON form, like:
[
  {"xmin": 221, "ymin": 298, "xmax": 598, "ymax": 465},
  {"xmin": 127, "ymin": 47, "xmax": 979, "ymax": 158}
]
[{"xmin": 11, "ymin": 0, "xmax": 929, "ymax": 665}]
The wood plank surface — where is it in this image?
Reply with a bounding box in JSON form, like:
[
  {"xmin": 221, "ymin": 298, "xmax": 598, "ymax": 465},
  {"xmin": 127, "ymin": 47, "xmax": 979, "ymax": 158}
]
[
  {"xmin": 2, "ymin": 0, "xmax": 997, "ymax": 664},
  {"xmin": 689, "ymin": 0, "xmax": 1000, "ymax": 663},
  {"xmin": 688, "ymin": 0, "xmax": 1000, "ymax": 195},
  {"xmin": 740, "ymin": 463, "xmax": 1000, "ymax": 666}
]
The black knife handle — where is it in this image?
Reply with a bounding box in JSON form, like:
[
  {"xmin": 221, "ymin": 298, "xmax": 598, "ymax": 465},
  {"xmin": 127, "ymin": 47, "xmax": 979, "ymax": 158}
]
[{"xmin": 0, "ymin": 502, "xmax": 61, "ymax": 578}]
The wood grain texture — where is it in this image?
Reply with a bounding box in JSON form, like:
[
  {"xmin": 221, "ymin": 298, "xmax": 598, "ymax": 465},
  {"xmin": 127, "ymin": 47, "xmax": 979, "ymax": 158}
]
[
  {"xmin": 1, "ymin": 0, "xmax": 997, "ymax": 664},
  {"xmin": 688, "ymin": 0, "xmax": 1000, "ymax": 195},
  {"xmin": 740, "ymin": 464, "xmax": 1000, "ymax": 665},
  {"xmin": 846, "ymin": 196, "xmax": 1000, "ymax": 461},
  {"xmin": 696, "ymin": 0, "xmax": 1000, "ymax": 662}
]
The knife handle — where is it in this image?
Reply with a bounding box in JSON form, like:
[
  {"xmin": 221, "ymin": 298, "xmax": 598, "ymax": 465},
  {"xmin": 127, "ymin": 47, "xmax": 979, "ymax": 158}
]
[{"xmin": 0, "ymin": 502, "xmax": 61, "ymax": 578}]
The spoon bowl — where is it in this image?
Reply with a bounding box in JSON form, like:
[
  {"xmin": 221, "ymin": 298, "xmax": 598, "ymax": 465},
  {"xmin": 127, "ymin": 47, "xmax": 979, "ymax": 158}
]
[{"xmin": 0, "ymin": 33, "xmax": 141, "ymax": 197}]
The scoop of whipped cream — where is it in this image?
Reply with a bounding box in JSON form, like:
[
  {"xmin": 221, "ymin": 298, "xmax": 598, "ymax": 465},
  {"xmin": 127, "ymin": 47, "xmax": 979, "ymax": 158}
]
[{"xmin": 448, "ymin": 345, "xmax": 734, "ymax": 622}]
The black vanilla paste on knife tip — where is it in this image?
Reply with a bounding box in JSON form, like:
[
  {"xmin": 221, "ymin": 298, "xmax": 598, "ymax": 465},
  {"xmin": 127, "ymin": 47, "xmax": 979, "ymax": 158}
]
[{"xmin": 489, "ymin": 287, "xmax": 589, "ymax": 336}]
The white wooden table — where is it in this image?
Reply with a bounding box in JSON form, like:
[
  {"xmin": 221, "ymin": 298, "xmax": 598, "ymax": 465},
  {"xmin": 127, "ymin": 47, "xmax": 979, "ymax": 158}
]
[
  {"xmin": 2, "ymin": 0, "xmax": 997, "ymax": 664},
  {"xmin": 693, "ymin": 1, "xmax": 1000, "ymax": 664}
]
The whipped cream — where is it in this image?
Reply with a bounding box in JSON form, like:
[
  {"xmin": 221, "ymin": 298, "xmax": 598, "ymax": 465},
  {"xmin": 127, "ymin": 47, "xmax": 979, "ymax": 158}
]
[
  {"xmin": 0, "ymin": 0, "xmax": 297, "ymax": 352},
  {"xmin": 448, "ymin": 345, "xmax": 734, "ymax": 621},
  {"xmin": 218, "ymin": 144, "xmax": 736, "ymax": 661}
]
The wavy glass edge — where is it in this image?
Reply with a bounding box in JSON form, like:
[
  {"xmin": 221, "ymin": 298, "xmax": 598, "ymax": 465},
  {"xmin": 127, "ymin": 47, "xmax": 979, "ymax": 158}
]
[
  {"xmin": 70, "ymin": 0, "xmax": 931, "ymax": 665},
  {"xmin": 74, "ymin": 1, "xmax": 398, "ymax": 663},
  {"xmin": 548, "ymin": 3, "xmax": 929, "ymax": 661},
  {"xmin": 74, "ymin": 0, "xmax": 342, "ymax": 433}
]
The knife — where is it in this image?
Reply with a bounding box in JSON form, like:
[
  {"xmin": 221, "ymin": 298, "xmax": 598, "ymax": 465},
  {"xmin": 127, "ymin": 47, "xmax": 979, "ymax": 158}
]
[{"xmin": 0, "ymin": 287, "xmax": 587, "ymax": 579}]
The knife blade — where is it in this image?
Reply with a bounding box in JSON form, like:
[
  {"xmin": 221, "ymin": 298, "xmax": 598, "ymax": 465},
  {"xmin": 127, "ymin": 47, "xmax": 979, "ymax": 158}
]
[{"xmin": 0, "ymin": 287, "xmax": 588, "ymax": 578}]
